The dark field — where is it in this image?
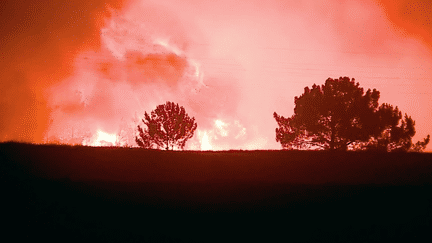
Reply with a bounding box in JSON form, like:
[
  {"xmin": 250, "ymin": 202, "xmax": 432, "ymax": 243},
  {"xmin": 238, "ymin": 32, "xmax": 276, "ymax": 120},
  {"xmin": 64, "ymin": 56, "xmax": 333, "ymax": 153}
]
[{"xmin": 1, "ymin": 142, "xmax": 432, "ymax": 242}]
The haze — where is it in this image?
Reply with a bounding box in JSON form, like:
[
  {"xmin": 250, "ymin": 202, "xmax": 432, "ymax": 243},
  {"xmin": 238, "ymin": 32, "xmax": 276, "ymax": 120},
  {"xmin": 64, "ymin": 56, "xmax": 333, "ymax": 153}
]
[{"xmin": 1, "ymin": 0, "xmax": 431, "ymax": 151}]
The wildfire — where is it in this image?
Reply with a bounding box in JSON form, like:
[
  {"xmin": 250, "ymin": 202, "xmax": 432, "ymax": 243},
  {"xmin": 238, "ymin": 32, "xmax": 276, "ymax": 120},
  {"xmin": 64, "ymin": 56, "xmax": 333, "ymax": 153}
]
[
  {"xmin": 215, "ymin": 119, "xmax": 228, "ymax": 137},
  {"xmin": 91, "ymin": 130, "xmax": 117, "ymax": 147},
  {"xmin": 201, "ymin": 131, "xmax": 212, "ymax": 150}
]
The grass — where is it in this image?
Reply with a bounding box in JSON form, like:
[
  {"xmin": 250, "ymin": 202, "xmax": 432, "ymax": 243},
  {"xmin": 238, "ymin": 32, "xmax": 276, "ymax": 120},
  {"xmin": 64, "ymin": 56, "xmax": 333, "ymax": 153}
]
[{"xmin": 1, "ymin": 142, "xmax": 431, "ymax": 242}]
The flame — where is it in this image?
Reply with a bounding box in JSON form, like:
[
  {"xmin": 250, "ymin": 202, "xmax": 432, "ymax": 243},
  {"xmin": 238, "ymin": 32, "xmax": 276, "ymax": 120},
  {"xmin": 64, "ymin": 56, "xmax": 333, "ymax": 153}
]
[
  {"xmin": 194, "ymin": 118, "xmax": 249, "ymax": 151},
  {"xmin": 1, "ymin": 0, "xmax": 432, "ymax": 153},
  {"xmin": 91, "ymin": 130, "xmax": 117, "ymax": 147},
  {"xmin": 200, "ymin": 131, "xmax": 212, "ymax": 151},
  {"xmin": 215, "ymin": 119, "xmax": 228, "ymax": 137}
]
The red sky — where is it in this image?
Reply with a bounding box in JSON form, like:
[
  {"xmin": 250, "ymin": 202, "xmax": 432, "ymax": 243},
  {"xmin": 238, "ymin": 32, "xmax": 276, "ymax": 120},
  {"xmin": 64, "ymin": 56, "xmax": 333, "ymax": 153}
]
[{"xmin": 1, "ymin": 0, "xmax": 431, "ymax": 151}]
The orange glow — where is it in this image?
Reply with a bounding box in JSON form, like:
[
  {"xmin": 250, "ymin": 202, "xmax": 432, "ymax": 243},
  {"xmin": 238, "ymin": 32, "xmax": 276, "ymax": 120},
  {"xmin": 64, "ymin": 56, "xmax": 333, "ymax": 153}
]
[{"xmin": 0, "ymin": 0, "xmax": 431, "ymax": 151}]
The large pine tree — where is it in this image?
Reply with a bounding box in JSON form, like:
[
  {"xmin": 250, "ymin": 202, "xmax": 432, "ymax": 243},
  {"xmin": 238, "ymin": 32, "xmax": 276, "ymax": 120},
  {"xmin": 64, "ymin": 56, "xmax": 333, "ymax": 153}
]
[{"xmin": 274, "ymin": 77, "xmax": 429, "ymax": 151}]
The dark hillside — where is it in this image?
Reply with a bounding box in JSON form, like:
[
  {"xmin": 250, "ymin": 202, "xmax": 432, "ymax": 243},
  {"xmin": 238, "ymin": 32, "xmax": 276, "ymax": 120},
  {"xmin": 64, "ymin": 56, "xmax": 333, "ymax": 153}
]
[{"xmin": 1, "ymin": 142, "xmax": 432, "ymax": 242}]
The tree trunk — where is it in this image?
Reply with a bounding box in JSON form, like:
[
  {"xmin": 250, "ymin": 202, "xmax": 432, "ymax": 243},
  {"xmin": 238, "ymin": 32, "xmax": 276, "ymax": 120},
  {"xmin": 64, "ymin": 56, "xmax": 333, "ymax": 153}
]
[{"xmin": 330, "ymin": 119, "xmax": 335, "ymax": 150}]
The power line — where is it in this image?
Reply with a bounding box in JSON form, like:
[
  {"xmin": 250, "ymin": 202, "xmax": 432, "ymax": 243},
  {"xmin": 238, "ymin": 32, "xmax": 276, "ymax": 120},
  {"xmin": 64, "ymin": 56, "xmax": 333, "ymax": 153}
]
[
  {"xmin": 189, "ymin": 41, "xmax": 423, "ymax": 57},
  {"xmin": 77, "ymin": 54, "xmax": 432, "ymax": 80},
  {"xmin": 74, "ymin": 52, "xmax": 432, "ymax": 93}
]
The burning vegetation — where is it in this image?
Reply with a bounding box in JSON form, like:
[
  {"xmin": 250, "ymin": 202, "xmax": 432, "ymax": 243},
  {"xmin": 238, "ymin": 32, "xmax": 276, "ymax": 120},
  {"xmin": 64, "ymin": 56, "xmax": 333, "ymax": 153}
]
[{"xmin": 1, "ymin": 0, "xmax": 431, "ymax": 151}]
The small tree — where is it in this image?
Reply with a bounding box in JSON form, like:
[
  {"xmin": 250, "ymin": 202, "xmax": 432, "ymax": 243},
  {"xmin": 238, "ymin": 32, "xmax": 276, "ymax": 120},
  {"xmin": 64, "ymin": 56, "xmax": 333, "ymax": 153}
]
[{"xmin": 136, "ymin": 101, "xmax": 197, "ymax": 150}]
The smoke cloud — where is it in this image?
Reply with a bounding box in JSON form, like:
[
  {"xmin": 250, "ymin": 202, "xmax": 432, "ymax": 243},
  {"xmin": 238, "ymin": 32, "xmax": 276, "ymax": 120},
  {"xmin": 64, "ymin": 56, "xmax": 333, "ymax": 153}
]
[
  {"xmin": 0, "ymin": 0, "xmax": 127, "ymax": 142},
  {"xmin": 1, "ymin": 0, "xmax": 431, "ymax": 151}
]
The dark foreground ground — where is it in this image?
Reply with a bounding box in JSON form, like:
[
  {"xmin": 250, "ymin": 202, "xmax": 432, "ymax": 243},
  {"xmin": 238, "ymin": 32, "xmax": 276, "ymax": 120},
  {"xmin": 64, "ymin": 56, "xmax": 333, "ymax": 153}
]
[{"xmin": 1, "ymin": 142, "xmax": 432, "ymax": 242}]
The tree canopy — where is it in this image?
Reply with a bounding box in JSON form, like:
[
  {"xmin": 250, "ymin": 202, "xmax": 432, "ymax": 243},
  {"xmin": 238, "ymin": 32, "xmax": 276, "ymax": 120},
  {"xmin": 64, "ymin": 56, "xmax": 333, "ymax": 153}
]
[
  {"xmin": 136, "ymin": 101, "xmax": 197, "ymax": 150},
  {"xmin": 274, "ymin": 77, "xmax": 429, "ymax": 151}
]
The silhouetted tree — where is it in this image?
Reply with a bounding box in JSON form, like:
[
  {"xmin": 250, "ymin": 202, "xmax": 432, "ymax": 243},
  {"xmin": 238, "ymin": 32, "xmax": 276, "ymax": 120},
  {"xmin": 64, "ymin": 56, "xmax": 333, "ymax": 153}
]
[
  {"xmin": 274, "ymin": 76, "xmax": 429, "ymax": 151},
  {"xmin": 411, "ymin": 134, "xmax": 430, "ymax": 152},
  {"xmin": 364, "ymin": 103, "xmax": 430, "ymax": 152},
  {"xmin": 274, "ymin": 77, "xmax": 379, "ymax": 150},
  {"xmin": 136, "ymin": 101, "xmax": 197, "ymax": 150},
  {"xmin": 365, "ymin": 104, "xmax": 412, "ymax": 152}
]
